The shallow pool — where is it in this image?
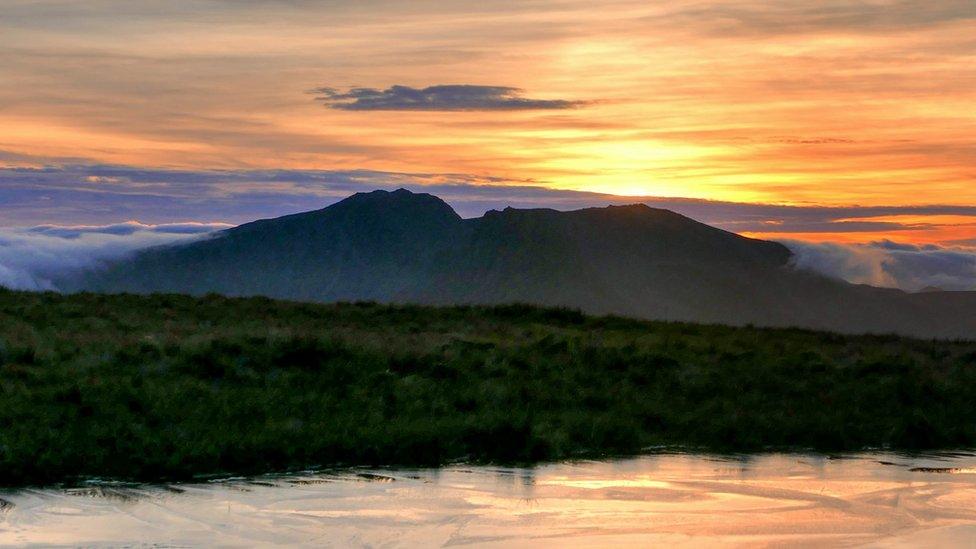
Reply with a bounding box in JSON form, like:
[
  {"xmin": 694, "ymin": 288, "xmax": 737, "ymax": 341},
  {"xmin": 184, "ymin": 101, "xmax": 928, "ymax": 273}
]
[{"xmin": 3, "ymin": 452, "xmax": 976, "ymax": 547}]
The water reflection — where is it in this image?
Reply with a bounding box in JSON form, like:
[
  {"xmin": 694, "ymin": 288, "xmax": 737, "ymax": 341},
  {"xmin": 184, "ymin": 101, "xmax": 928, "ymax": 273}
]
[{"xmin": 2, "ymin": 452, "xmax": 976, "ymax": 547}]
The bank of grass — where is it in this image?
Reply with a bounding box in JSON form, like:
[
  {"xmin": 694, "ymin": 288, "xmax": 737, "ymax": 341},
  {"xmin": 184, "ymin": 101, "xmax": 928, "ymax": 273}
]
[{"xmin": 0, "ymin": 288, "xmax": 975, "ymax": 486}]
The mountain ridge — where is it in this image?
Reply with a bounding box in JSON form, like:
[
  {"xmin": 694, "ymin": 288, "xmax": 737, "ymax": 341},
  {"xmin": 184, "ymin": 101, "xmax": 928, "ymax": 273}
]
[{"xmin": 61, "ymin": 189, "xmax": 976, "ymax": 339}]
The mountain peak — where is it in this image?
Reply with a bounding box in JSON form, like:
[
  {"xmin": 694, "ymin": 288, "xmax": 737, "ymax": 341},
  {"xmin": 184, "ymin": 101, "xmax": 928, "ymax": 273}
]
[
  {"xmin": 345, "ymin": 187, "xmax": 451, "ymax": 205},
  {"xmin": 63, "ymin": 188, "xmax": 976, "ymax": 339},
  {"xmin": 353, "ymin": 187, "xmax": 414, "ymax": 198},
  {"xmin": 337, "ymin": 188, "xmax": 462, "ymax": 222},
  {"xmin": 607, "ymin": 202, "xmax": 651, "ymax": 210}
]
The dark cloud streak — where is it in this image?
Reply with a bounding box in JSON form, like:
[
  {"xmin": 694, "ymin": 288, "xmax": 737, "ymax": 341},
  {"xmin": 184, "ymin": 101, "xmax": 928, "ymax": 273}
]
[
  {"xmin": 2, "ymin": 164, "xmax": 976, "ymax": 239},
  {"xmin": 3, "ymin": 163, "xmax": 976, "ymax": 292},
  {"xmin": 311, "ymin": 85, "xmax": 586, "ymax": 111}
]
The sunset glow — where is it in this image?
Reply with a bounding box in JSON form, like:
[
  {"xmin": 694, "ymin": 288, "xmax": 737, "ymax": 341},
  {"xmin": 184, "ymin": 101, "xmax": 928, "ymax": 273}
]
[
  {"xmin": 7, "ymin": 7, "xmax": 976, "ymax": 537},
  {"xmin": 1, "ymin": 1, "xmax": 975, "ymax": 245}
]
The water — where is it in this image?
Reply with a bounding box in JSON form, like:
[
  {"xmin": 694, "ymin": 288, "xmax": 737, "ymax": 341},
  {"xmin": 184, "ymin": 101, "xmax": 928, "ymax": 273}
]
[{"xmin": 3, "ymin": 452, "xmax": 976, "ymax": 547}]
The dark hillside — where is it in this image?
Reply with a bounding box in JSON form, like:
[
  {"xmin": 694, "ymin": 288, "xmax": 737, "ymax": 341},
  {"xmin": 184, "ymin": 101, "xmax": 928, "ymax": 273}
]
[
  {"xmin": 61, "ymin": 189, "xmax": 976, "ymax": 339},
  {"xmin": 1, "ymin": 289, "xmax": 975, "ymax": 486}
]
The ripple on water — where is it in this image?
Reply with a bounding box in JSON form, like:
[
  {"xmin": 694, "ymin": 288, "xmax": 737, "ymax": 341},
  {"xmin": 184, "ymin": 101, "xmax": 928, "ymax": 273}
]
[{"xmin": 2, "ymin": 452, "xmax": 976, "ymax": 547}]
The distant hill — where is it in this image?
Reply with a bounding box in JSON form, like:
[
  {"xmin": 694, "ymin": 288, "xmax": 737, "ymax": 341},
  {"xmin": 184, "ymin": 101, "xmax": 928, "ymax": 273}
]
[{"xmin": 61, "ymin": 189, "xmax": 976, "ymax": 339}]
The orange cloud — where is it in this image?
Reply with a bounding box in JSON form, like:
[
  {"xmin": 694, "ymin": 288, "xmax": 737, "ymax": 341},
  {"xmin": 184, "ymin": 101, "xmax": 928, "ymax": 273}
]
[{"xmin": 1, "ymin": 0, "xmax": 974, "ymax": 233}]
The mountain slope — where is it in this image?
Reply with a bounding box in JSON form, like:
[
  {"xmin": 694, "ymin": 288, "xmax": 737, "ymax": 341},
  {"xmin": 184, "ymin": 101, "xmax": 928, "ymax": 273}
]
[
  {"xmin": 63, "ymin": 189, "xmax": 976, "ymax": 339},
  {"xmin": 71, "ymin": 189, "xmax": 462, "ymax": 302}
]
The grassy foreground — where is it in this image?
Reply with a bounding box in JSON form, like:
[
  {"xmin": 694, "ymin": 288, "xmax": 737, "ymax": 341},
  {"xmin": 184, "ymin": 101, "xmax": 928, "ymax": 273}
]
[{"xmin": 1, "ymin": 289, "xmax": 975, "ymax": 486}]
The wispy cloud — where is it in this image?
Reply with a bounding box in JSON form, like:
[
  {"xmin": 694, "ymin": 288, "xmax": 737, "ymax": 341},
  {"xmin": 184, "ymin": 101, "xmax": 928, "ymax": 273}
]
[
  {"xmin": 653, "ymin": 0, "xmax": 976, "ymax": 37},
  {"xmin": 27, "ymin": 221, "xmax": 231, "ymax": 239},
  {"xmin": 3, "ymin": 164, "xmax": 976, "ymax": 293},
  {"xmin": 0, "ymin": 222, "xmax": 229, "ymax": 291},
  {"xmin": 0, "ymin": 164, "xmax": 533, "ymax": 225},
  {"xmin": 3, "ymin": 162, "xmax": 976, "ymax": 293},
  {"xmin": 310, "ymin": 85, "xmax": 586, "ymax": 111},
  {"xmin": 786, "ymin": 240, "xmax": 976, "ymax": 292},
  {"xmin": 4, "ymin": 219, "xmax": 975, "ymax": 294},
  {"xmin": 3, "ymin": 165, "xmax": 976, "ymax": 242},
  {"xmin": 2, "ymin": 1, "xmax": 975, "ymax": 203}
]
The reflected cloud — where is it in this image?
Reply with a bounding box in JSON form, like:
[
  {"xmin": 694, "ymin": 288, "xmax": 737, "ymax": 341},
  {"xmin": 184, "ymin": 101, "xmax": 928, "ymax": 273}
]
[{"xmin": 4, "ymin": 453, "xmax": 976, "ymax": 546}]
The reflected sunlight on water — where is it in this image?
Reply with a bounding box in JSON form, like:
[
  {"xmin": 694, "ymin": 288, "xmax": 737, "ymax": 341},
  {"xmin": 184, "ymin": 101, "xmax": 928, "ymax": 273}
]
[{"xmin": 3, "ymin": 452, "xmax": 976, "ymax": 547}]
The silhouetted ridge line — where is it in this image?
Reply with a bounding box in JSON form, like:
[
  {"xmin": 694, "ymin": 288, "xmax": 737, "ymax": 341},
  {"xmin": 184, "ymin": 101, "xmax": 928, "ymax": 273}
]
[{"xmin": 61, "ymin": 189, "xmax": 976, "ymax": 339}]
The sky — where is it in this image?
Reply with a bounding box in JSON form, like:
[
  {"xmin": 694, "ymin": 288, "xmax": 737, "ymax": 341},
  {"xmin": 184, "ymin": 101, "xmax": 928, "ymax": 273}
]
[{"xmin": 1, "ymin": 1, "xmax": 975, "ymax": 290}]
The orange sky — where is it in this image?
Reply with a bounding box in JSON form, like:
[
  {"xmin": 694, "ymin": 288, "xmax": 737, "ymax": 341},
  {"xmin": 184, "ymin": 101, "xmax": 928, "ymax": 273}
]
[{"xmin": 1, "ymin": 1, "xmax": 975, "ymax": 243}]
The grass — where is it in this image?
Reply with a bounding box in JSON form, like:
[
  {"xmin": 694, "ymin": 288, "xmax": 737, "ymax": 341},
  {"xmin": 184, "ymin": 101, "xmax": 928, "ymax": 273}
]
[{"xmin": 1, "ymin": 288, "xmax": 975, "ymax": 487}]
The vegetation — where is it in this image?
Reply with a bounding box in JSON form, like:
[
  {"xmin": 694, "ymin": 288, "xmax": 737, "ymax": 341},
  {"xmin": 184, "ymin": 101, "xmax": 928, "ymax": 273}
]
[{"xmin": 1, "ymin": 288, "xmax": 975, "ymax": 487}]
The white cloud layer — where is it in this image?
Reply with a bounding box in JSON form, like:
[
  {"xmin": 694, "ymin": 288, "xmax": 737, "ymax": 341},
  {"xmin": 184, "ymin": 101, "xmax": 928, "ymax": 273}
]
[
  {"xmin": 0, "ymin": 222, "xmax": 230, "ymax": 291},
  {"xmin": 2, "ymin": 219, "xmax": 974, "ymax": 294},
  {"xmin": 785, "ymin": 240, "xmax": 976, "ymax": 292}
]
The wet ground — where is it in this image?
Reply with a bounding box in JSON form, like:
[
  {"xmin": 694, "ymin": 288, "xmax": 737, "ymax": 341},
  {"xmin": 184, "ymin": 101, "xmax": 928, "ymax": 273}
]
[{"xmin": 2, "ymin": 452, "xmax": 976, "ymax": 547}]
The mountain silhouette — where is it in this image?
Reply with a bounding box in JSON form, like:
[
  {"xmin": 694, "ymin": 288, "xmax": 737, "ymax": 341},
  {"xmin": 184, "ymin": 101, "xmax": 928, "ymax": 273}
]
[{"xmin": 63, "ymin": 189, "xmax": 976, "ymax": 338}]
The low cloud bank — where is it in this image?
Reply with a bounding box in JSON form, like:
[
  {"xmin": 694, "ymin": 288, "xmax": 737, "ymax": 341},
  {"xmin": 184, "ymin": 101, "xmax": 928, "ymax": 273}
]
[
  {"xmin": 3, "ymin": 217, "xmax": 975, "ymax": 295},
  {"xmin": 785, "ymin": 240, "xmax": 976, "ymax": 292},
  {"xmin": 0, "ymin": 222, "xmax": 230, "ymax": 291}
]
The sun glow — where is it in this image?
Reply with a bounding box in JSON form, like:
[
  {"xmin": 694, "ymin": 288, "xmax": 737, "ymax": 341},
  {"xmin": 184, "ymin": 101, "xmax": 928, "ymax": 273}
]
[{"xmin": 1, "ymin": 0, "xmax": 975, "ymax": 241}]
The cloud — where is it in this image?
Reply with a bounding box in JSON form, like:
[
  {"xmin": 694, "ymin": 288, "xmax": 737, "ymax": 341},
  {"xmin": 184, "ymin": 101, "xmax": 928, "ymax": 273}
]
[
  {"xmin": 3, "ymin": 0, "xmax": 975, "ymax": 207},
  {"xmin": 2, "ymin": 172, "xmax": 975, "ymax": 294},
  {"xmin": 654, "ymin": 0, "xmax": 976, "ymax": 37},
  {"xmin": 3, "ymin": 164, "xmax": 976, "ymax": 241},
  {"xmin": 5, "ymin": 219, "xmax": 973, "ymax": 295},
  {"xmin": 27, "ymin": 221, "xmax": 231, "ymax": 239},
  {"xmin": 785, "ymin": 240, "xmax": 976, "ymax": 292},
  {"xmin": 0, "ymin": 164, "xmax": 539, "ymax": 225},
  {"xmin": 0, "ymin": 222, "xmax": 229, "ymax": 291},
  {"xmin": 310, "ymin": 85, "xmax": 586, "ymax": 111}
]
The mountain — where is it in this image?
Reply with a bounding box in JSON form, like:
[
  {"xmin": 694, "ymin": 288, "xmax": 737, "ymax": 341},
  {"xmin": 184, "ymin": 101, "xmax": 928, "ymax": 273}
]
[{"xmin": 62, "ymin": 189, "xmax": 976, "ymax": 339}]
